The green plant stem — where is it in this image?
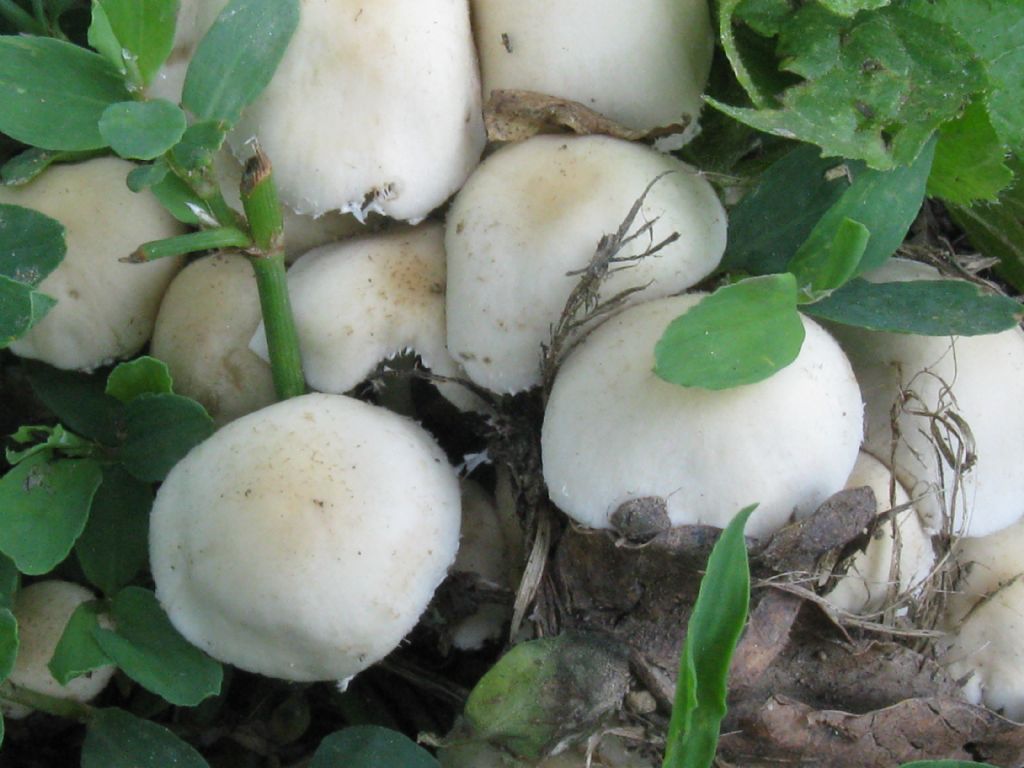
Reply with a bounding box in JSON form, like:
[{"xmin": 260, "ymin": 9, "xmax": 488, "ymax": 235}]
[
  {"xmin": 241, "ymin": 145, "xmax": 304, "ymax": 400},
  {"xmin": 130, "ymin": 227, "xmax": 252, "ymax": 262},
  {"xmin": 0, "ymin": 0, "xmax": 45, "ymax": 34},
  {"xmin": 0, "ymin": 680, "xmax": 93, "ymax": 722}
]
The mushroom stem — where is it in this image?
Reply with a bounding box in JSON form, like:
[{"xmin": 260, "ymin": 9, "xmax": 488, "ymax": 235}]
[
  {"xmin": 0, "ymin": 681, "xmax": 94, "ymax": 723},
  {"xmin": 241, "ymin": 146, "xmax": 305, "ymax": 401}
]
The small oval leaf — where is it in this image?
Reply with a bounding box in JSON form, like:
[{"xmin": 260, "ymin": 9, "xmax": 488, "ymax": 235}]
[
  {"xmin": 99, "ymin": 100, "xmax": 187, "ymax": 161},
  {"xmin": 0, "ymin": 203, "xmax": 65, "ymax": 286},
  {"xmin": 311, "ymin": 727, "xmax": 440, "ymax": 768},
  {"xmin": 106, "ymin": 357, "xmax": 174, "ymax": 403},
  {"xmin": 82, "ymin": 708, "xmax": 209, "ymax": 768}
]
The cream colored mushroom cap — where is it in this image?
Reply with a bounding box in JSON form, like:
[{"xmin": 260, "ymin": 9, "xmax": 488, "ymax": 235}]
[
  {"xmin": 151, "ymin": 253, "xmax": 276, "ymax": 427},
  {"xmin": 0, "ymin": 158, "xmax": 184, "ymax": 371},
  {"xmin": 446, "ymin": 135, "xmax": 726, "ymax": 394},
  {"xmin": 150, "ymin": 393, "xmax": 461, "ymax": 682},
  {"xmin": 472, "ymin": 0, "xmax": 713, "ymax": 140},
  {"xmin": 826, "ymin": 258, "xmax": 1024, "ymax": 538},
  {"xmin": 5, "ymin": 581, "xmax": 116, "ymax": 719},
  {"xmin": 541, "ymin": 295, "xmax": 863, "ymax": 539}
]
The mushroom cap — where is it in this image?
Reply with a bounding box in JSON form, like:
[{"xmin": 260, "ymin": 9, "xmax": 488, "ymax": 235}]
[
  {"xmin": 472, "ymin": 0, "xmax": 713, "ymax": 140},
  {"xmin": 823, "ymin": 452, "xmax": 934, "ymax": 615},
  {"xmin": 541, "ymin": 295, "xmax": 863, "ymax": 539},
  {"xmin": 446, "ymin": 135, "xmax": 727, "ymax": 394},
  {"xmin": 158, "ymin": 0, "xmax": 485, "ymax": 221},
  {"xmin": 151, "ymin": 253, "xmax": 277, "ymax": 426},
  {"xmin": 5, "ymin": 581, "xmax": 116, "ymax": 719},
  {"xmin": 149, "ymin": 393, "xmax": 461, "ymax": 682},
  {"xmin": 0, "ymin": 158, "xmax": 185, "ymax": 371},
  {"xmin": 943, "ymin": 517, "xmax": 1024, "ymax": 629},
  {"xmin": 826, "ymin": 258, "xmax": 1024, "ymax": 537}
]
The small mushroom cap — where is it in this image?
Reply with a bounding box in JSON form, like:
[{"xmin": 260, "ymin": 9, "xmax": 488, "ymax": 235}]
[
  {"xmin": 446, "ymin": 135, "xmax": 726, "ymax": 394},
  {"xmin": 541, "ymin": 295, "xmax": 863, "ymax": 539},
  {"xmin": 150, "ymin": 393, "xmax": 462, "ymax": 682},
  {"xmin": 0, "ymin": 158, "xmax": 185, "ymax": 371},
  {"xmin": 827, "ymin": 258, "xmax": 1024, "ymax": 537},
  {"xmin": 151, "ymin": 253, "xmax": 277, "ymax": 426},
  {"xmin": 823, "ymin": 452, "xmax": 934, "ymax": 616},
  {"xmin": 472, "ymin": 0, "xmax": 713, "ymax": 140},
  {"xmin": 4, "ymin": 581, "xmax": 115, "ymax": 719}
]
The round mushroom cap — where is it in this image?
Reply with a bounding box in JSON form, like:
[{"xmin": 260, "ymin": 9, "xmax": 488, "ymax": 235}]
[
  {"xmin": 446, "ymin": 135, "xmax": 727, "ymax": 394},
  {"xmin": 150, "ymin": 393, "xmax": 462, "ymax": 682},
  {"xmin": 472, "ymin": 0, "xmax": 713, "ymax": 140},
  {"xmin": 826, "ymin": 258, "xmax": 1024, "ymax": 537},
  {"xmin": 151, "ymin": 253, "xmax": 277, "ymax": 427},
  {"xmin": 541, "ymin": 295, "xmax": 863, "ymax": 539},
  {"xmin": 823, "ymin": 452, "xmax": 934, "ymax": 615},
  {"xmin": 5, "ymin": 581, "xmax": 116, "ymax": 719},
  {"xmin": 0, "ymin": 158, "xmax": 185, "ymax": 371}
]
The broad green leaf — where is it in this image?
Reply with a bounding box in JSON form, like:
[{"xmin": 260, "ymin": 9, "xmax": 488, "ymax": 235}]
[
  {"xmin": 106, "ymin": 356, "xmax": 174, "ymax": 403},
  {"xmin": 0, "ymin": 608, "xmax": 17, "ymax": 682},
  {"xmin": 0, "ymin": 36, "xmax": 130, "ymax": 151},
  {"xmin": 712, "ymin": 5, "xmax": 982, "ymax": 169},
  {"xmin": 82, "ymin": 708, "xmax": 209, "ymax": 768},
  {"xmin": 99, "ymin": 100, "xmax": 187, "ymax": 161},
  {"xmin": 928, "ymin": 100, "xmax": 1012, "ymax": 204},
  {"xmin": 311, "ymin": 727, "xmax": 440, "ymax": 768},
  {"xmin": 464, "ymin": 633, "xmax": 627, "ymax": 760},
  {"xmin": 906, "ymin": 0, "xmax": 1024, "ymax": 154},
  {"xmin": 0, "ymin": 277, "xmax": 55, "ymax": 348},
  {"xmin": 23, "ymin": 362, "xmax": 124, "ymax": 446},
  {"xmin": 182, "ymin": 0, "xmax": 300, "ymax": 125},
  {"xmin": 88, "ymin": 0, "xmax": 180, "ymax": 87},
  {"xmin": 663, "ymin": 505, "xmax": 755, "ymax": 768},
  {"xmin": 0, "ymin": 454, "xmax": 103, "ymax": 575},
  {"xmin": 0, "ymin": 203, "xmax": 65, "ymax": 286},
  {"xmin": 119, "ymin": 393, "xmax": 213, "ymax": 482},
  {"xmin": 49, "ymin": 601, "xmax": 113, "ymax": 686},
  {"xmin": 654, "ymin": 274, "xmax": 806, "ymax": 390},
  {"xmin": 0, "ymin": 556, "xmax": 18, "ymax": 609},
  {"xmin": 75, "ymin": 466, "xmax": 151, "ymax": 596},
  {"xmin": 789, "ymin": 218, "xmax": 869, "ymax": 301},
  {"xmin": 169, "ymin": 121, "xmax": 227, "ymax": 172},
  {"xmin": 802, "ymin": 278, "xmax": 1024, "ymax": 335},
  {"xmin": 150, "ymin": 171, "xmax": 210, "ymax": 226},
  {"xmin": 92, "ymin": 587, "xmax": 223, "ymax": 707},
  {"xmin": 1, "ymin": 148, "xmax": 102, "ymax": 186},
  {"xmin": 6, "ymin": 424, "xmax": 95, "ymax": 465},
  {"xmin": 126, "ymin": 161, "xmax": 169, "ymax": 192}
]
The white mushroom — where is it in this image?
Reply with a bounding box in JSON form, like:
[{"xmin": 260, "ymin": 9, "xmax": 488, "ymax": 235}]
[
  {"xmin": 446, "ymin": 135, "xmax": 727, "ymax": 394},
  {"xmin": 150, "ymin": 253, "xmax": 277, "ymax": 426},
  {"xmin": 826, "ymin": 258, "xmax": 1024, "ymax": 537},
  {"xmin": 0, "ymin": 158, "xmax": 185, "ymax": 371},
  {"xmin": 541, "ymin": 295, "xmax": 863, "ymax": 539},
  {"xmin": 3, "ymin": 581, "xmax": 116, "ymax": 719},
  {"xmin": 822, "ymin": 452, "xmax": 934, "ymax": 616},
  {"xmin": 149, "ymin": 393, "xmax": 461, "ymax": 682},
  {"xmin": 472, "ymin": 0, "xmax": 713, "ymax": 143}
]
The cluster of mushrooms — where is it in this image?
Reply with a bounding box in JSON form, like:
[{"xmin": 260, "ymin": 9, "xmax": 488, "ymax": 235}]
[{"xmin": 4, "ymin": 0, "xmax": 1024, "ymax": 756}]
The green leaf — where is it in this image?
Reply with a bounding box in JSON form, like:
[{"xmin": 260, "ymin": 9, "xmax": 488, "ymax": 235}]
[
  {"xmin": 92, "ymin": 587, "xmax": 223, "ymax": 707},
  {"xmin": 88, "ymin": 0, "xmax": 180, "ymax": 88},
  {"xmin": 311, "ymin": 727, "xmax": 440, "ymax": 768},
  {"xmin": 0, "ymin": 556, "xmax": 19, "ymax": 609},
  {"xmin": 948, "ymin": 171, "xmax": 1024, "ymax": 293},
  {"xmin": 0, "ymin": 454, "xmax": 103, "ymax": 575},
  {"xmin": 49, "ymin": 601, "xmax": 113, "ymax": 686},
  {"xmin": 23, "ymin": 362, "xmax": 124, "ymax": 446},
  {"xmin": 169, "ymin": 121, "xmax": 227, "ymax": 172},
  {"xmin": 75, "ymin": 466, "xmax": 151, "ymax": 596},
  {"xmin": 789, "ymin": 217, "xmax": 869, "ymax": 301},
  {"xmin": 150, "ymin": 171, "xmax": 210, "ymax": 226},
  {"xmin": 819, "ymin": 0, "xmax": 891, "ymax": 15},
  {"xmin": 1, "ymin": 148, "xmax": 102, "ymax": 186},
  {"xmin": 82, "ymin": 708, "xmax": 209, "ymax": 768},
  {"xmin": 928, "ymin": 100, "xmax": 1013, "ymax": 204},
  {"xmin": 106, "ymin": 356, "xmax": 174, "ymax": 403},
  {"xmin": 0, "ymin": 203, "xmax": 65, "ymax": 286},
  {"xmin": 99, "ymin": 100, "xmax": 187, "ymax": 161},
  {"xmin": 125, "ymin": 161, "xmax": 169, "ymax": 193},
  {"xmin": 6, "ymin": 424, "xmax": 95, "ymax": 465},
  {"xmin": 906, "ymin": 0, "xmax": 1024, "ymax": 155},
  {"xmin": 663, "ymin": 505, "xmax": 755, "ymax": 768},
  {"xmin": 182, "ymin": 0, "xmax": 300, "ymax": 125},
  {"xmin": 802, "ymin": 277, "xmax": 1024, "ymax": 335},
  {"xmin": 0, "ymin": 36, "xmax": 130, "ymax": 151},
  {"xmin": 654, "ymin": 275, "xmax": 806, "ymax": 390},
  {"xmin": 0, "ymin": 608, "xmax": 17, "ymax": 682},
  {"xmin": 0, "ymin": 276, "xmax": 55, "ymax": 348},
  {"xmin": 713, "ymin": 5, "xmax": 982, "ymax": 169},
  {"xmin": 118, "ymin": 393, "xmax": 213, "ymax": 482}
]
